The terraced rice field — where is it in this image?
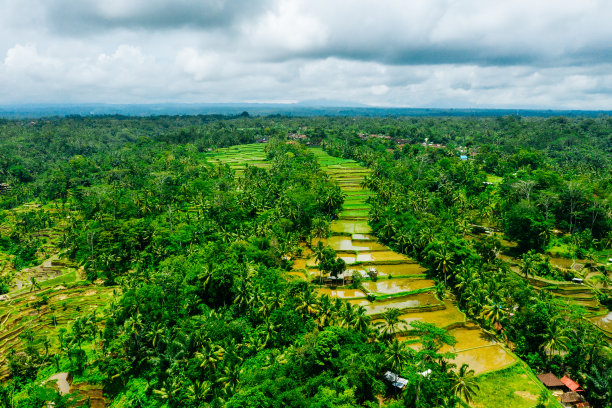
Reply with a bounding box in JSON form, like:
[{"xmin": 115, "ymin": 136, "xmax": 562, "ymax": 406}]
[
  {"xmin": 200, "ymin": 143, "xmax": 552, "ymax": 406},
  {"xmin": 0, "ymin": 283, "xmax": 116, "ymax": 380},
  {"xmin": 206, "ymin": 143, "xmax": 270, "ymax": 175},
  {"xmin": 302, "ymin": 148, "xmax": 549, "ymax": 406}
]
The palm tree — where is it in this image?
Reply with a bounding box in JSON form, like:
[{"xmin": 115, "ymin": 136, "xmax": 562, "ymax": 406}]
[
  {"xmin": 429, "ymin": 244, "xmax": 454, "ymax": 286},
  {"xmin": 338, "ymin": 302, "xmax": 356, "ymax": 329},
  {"xmin": 384, "ymin": 339, "xmax": 412, "ymax": 373},
  {"xmin": 451, "ymin": 363, "xmax": 480, "ymax": 405},
  {"xmin": 313, "ymin": 241, "xmax": 326, "ymax": 283},
  {"xmin": 186, "ymin": 380, "xmax": 212, "ymax": 405},
  {"xmin": 520, "ymin": 251, "xmax": 538, "ymax": 279},
  {"xmin": 29, "ymin": 277, "xmax": 41, "ymax": 292},
  {"xmin": 195, "ymin": 341, "xmax": 225, "ymax": 373},
  {"xmin": 380, "ymin": 218, "xmax": 397, "ymax": 242},
  {"xmin": 541, "ymin": 324, "xmax": 570, "ymax": 357},
  {"xmin": 217, "ymin": 364, "xmax": 243, "ymax": 396},
  {"xmin": 584, "ymin": 364, "xmax": 612, "ymax": 407},
  {"xmin": 480, "ymin": 302, "xmax": 507, "ymax": 328},
  {"xmin": 316, "ymin": 294, "xmax": 336, "ymax": 328},
  {"xmin": 375, "ymin": 308, "xmax": 405, "ymax": 342},
  {"xmin": 153, "ymin": 376, "xmax": 183, "ymax": 405},
  {"xmin": 351, "ymin": 306, "xmax": 371, "ymax": 335},
  {"xmin": 295, "ymin": 289, "xmax": 319, "ymax": 318}
]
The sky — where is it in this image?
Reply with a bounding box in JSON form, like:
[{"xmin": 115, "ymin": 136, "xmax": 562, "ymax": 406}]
[{"xmin": 1, "ymin": 0, "xmax": 612, "ymax": 109}]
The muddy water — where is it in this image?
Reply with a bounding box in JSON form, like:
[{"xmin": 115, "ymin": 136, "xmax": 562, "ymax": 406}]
[
  {"xmin": 590, "ymin": 312, "xmax": 612, "ymax": 332},
  {"xmin": 452, "ymin": 345, "xmax": 516, "ymax": 374},
  {"xmin": 317, "ymin": 287, "xmax": 367, "ymax": 298},
  {"xmin": 338, "ymin": 255, "xmax": 357, "ymax": 264},
  {"xmin": 363, "ymin": 293, "xmax": 442, "ymax": 315},
  {"xmin": 326, "ymin": 236, "xmax": 387, "ymax": 252},
  {"xmin": 348, "ymin": 298, "xmax": 372, "ymax": 307},
  {"xmin": 352, "ymin": 234, "xmax": 376, "ymax": 241},
  {"xmin": 548, "ymin": 256, "xmax": 587, "ymax": 269},
  {"xmin": 441, "ymin": 328, "xmax": 497, "ymax": 352},
  {"xmin": 362, "ymin": 263, "xmax": 426, "ymax": 276},
  {"xmin": 362, "ymin": 278, "xmax": 435, "ymax": 294},
  {"xmin": 388, "ymin": 301, "xmax": 466, "ymax": 328},
  {"xmin": 355, "ymin": 251, "xmax": 410, "ymax": 263}
]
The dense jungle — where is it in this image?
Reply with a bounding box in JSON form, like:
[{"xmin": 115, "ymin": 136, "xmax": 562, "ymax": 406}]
[{"xmin": 0, "ymin": 114, "xmax": 610, "ymax": 408}]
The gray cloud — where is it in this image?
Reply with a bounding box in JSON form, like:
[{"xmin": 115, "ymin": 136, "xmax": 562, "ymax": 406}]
[
  {"xmin": 44, "ymin": 0, "xmax": 272, "ymax": 34},
  {"xmin": 1, "ymin": 0, "xmax": 612, "ymax": 108}
]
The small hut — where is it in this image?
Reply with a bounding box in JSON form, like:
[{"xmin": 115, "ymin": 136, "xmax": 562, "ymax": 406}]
[
  {"xmin": 538, "ymin": 372, "xmax": 566, "ymax": 398},
  {"xmin": 560, "ymin": 392, "xmax": 589, "ymax": 407},
  {"xmin": 383, "ymin": 371, "xmax": 408, "ymax": 390},
  {"xmin": 537, "ymin": 372, "xmax": 565, "ymax": 390},
  {"xmin": 560, "ymin": 376, "xmax": 584, "ymax": 392}
]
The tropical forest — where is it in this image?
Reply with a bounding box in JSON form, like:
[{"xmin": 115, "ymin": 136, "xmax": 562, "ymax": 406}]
[{"xmin": 0, "ymin": 114, "xmax": 611, "ymax": 408}]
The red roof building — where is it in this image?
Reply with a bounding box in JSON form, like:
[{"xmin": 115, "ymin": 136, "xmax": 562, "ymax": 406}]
[{"xmin": 561, "ymin": 376, "xmax": 584, "ymax": 392}]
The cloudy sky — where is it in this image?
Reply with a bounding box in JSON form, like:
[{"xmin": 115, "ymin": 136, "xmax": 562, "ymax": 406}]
[{"xmin": 1, "ymin": 0, "xmax": 612, "ymax": 109}]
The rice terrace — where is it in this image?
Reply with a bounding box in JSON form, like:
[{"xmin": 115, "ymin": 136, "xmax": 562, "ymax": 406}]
[{"xmin": 0, "ymin": 114, "xmax": 609, "ymax": 408}]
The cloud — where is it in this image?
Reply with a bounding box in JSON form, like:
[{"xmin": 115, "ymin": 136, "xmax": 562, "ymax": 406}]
[
  {"xmin": 1, "ymin": 0, "xmax": 612, "ymax": 108},
  {"xmin": 43, "ymin": 0, "xmax": 272, "ymax": 33}
]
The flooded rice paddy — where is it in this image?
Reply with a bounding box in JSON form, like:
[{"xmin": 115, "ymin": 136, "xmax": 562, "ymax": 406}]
[
  {"xmin": 362, "ymin": 278, "xmax": 435, "ymax": 294},
  {"xmin": 331, "ymin": 219, "xmax": 372, "ymax": 234},
  {"xmin": 363, "ymin": 263, "xmax": 426, "ymax": 276},
  {"xmin": 590, "ymin": 311, "xmax": 612, "ymax": 333},
  {"xmin": 316, "ymin": 287, "xmax": 366, "ymax": 298},
  {"xmin": 452, "ymin": 345, "xmax": 517, "ymax": 374},
  {"xmin": 315, "ymin": 236, "xmax": 387, "ymax": 252},
  {"xmin": 363, "ymin": 292, "xmax": 443, "ymax": 315}
]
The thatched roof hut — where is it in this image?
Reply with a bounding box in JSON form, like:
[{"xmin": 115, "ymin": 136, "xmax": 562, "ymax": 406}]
[{"xmin": 537, "ymin": 372, "xmax": 565, "ymax": 389}]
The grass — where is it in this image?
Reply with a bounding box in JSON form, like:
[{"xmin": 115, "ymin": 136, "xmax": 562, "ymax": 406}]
[
  {"xmin": 340, "ymin": 209, "xmax": 370, "ymax": 217},
  {"xmin": 471, "ymin": 363, "xmax": 561, "ymax": 408},
  {"xmin": 486, "ymin": 174, "xmax": 503, "ymax": 184},
  {"xmin": 11, "ymin": 269, "xmax": 80, "ymax": 296}
]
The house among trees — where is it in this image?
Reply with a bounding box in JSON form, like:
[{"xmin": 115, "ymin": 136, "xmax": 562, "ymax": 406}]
[
  {"xmin": 537, "ymin": 373, "xmax": 590, "ymax": 407},
  {"xmin": 0, "ymin": 183, "xmax": 11, "ymax": 194},
  {"xmin": 383, "ymin": 371, "xmax": 408, "ymax": 390},
  {"xmin": 560, "ymin": 392, "xmax": 590, "ymax": 407},
  {"xmin": 537, "ymin": 372, "xmax": 566, "ymax": 397},
  {"xmin": 560, "ymin": 376, "xmax": 584, "ymax": 393}
]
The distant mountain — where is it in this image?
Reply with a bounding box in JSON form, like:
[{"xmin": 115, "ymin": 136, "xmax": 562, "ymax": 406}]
[
  {"xmin": 293, "ymin": 99, "xmax": 370, "ymax": 108},
  {"xmin": 0, "ymin": 103, "xmax": 610, "ymax": 119}
]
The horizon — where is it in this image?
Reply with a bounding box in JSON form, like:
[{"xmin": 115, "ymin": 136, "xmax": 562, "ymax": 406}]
[{"xmin": 1, "ymin": 101, "xmax": 612, "ymax": 120}]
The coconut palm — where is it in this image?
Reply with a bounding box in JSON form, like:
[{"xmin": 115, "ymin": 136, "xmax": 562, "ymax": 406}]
[
  {"xmin": 429, "ymin": 244, "xmax": 454, "ymax": 286},
  {"xmin": 541, "ymin": 323, "xmax": 570, "ymax": 357},
  {"xmin": 384, "ymin": 339, "xmax": 412, "ymax": 373},
  {"xmin": 217, "ymin": 364, "xmax": 243, "ymax": 396},
  {"xmin": 375, "ymin": 308, "xmax": 405, "ymax": 342},
  {"xmin": 195, "ymin": 341, "xmax": 225, "ymax": 373},
  {"xmin": 186, "ymin": 380, "xmax": 213, "ymax": 405},
  {"xmin": 338, "ymin": 302, "xmax": 356, "ymax": 329},
  {"xmin": 451, "ymin": 363, "xmax": 480, "ymax": 405},
  {"xmin": 480, "ymin": 302, "xmax": 507, "ymax": 328},
  {"xmin": 317, "ymin": 294, "xmax": 336, "ymax": 328},
  {"xmin": 295, "ymin": 288, "xmax": 319, "ymax": 318},
  {"xmin": 351, "ymin": 305, "xmax": 371, "ymax": 335}
]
